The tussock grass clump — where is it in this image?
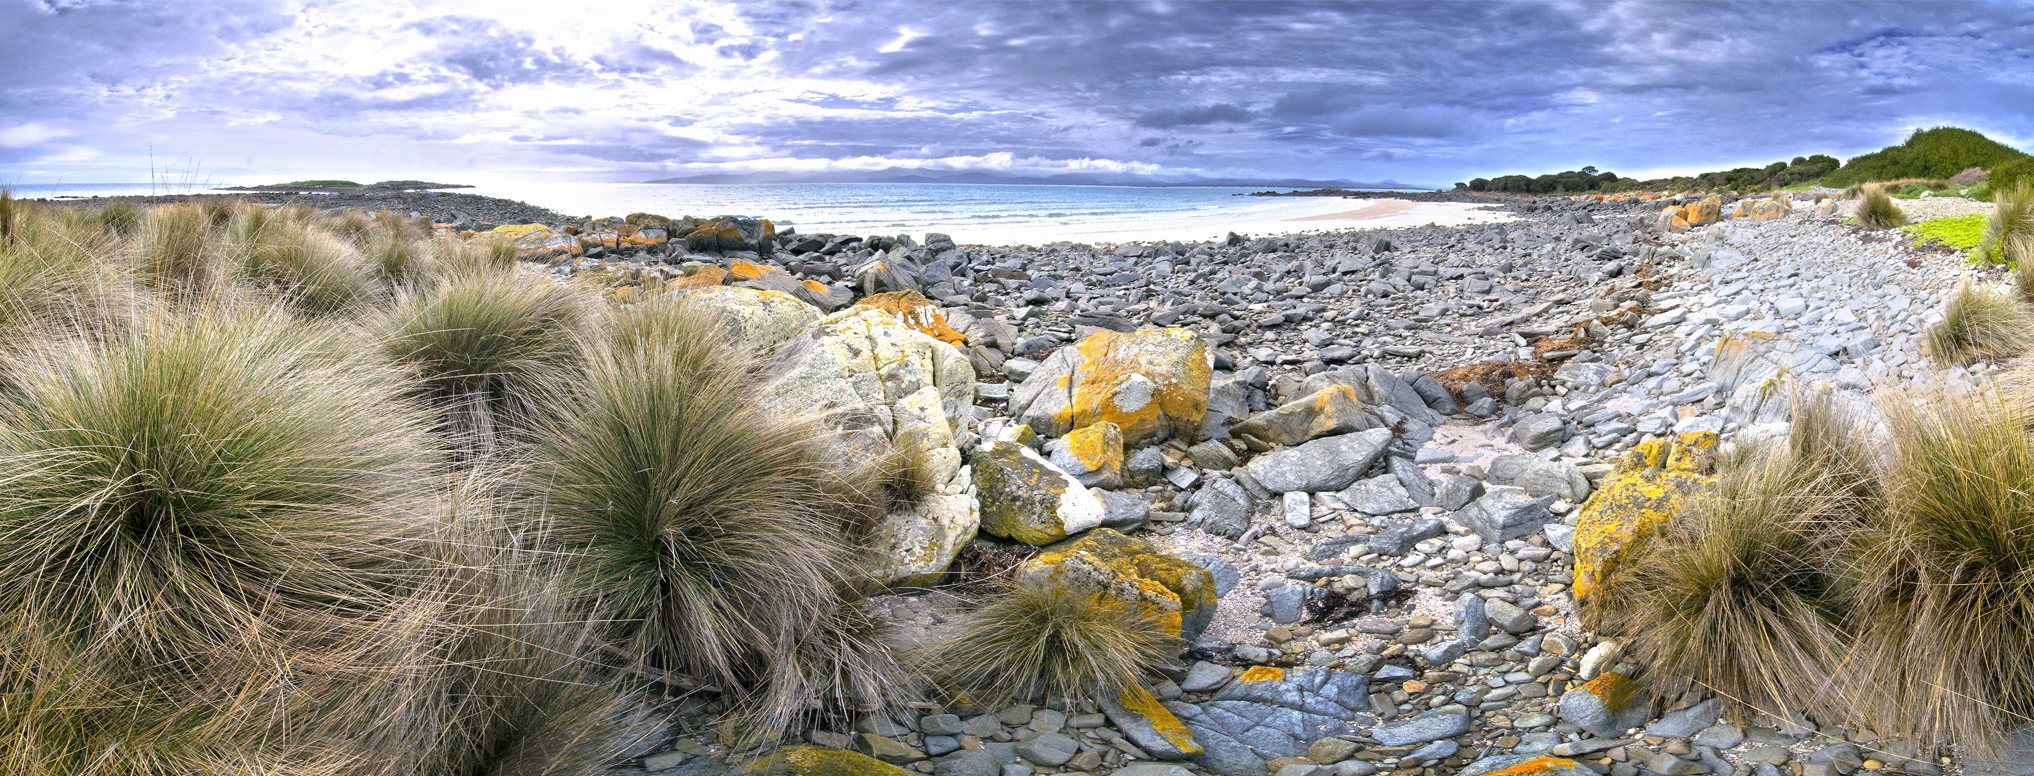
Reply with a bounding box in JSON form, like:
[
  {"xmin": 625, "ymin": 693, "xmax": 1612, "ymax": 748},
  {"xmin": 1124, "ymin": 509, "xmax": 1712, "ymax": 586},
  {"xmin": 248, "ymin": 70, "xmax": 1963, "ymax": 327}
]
[
  {"xmin": 0, "ymin": 308, "xmax": 445, "ymax": 772},
  {"xmin": 378, "ymin": 268, "xmax": 593, "ymax": 439},
  {"xmin": 98, "ymin": 198, "xmax": 142, "ymax": 236},
  {"xmin": 1596, "ymin": 394, "xmax": 1865, "ymax": 717},
  {"xmin": 136, "ymin": 202, "xmax": 220, "ymax": 300},
  {"xmin": 0, "ymin": 189, "xmax": 16, "ymax": 244},
  {"xmin": 230, "ymin": 218, "xmax": 380, "ymax": 315},
  {"xmin": 1979, "ymin": 181, "xmax": 2034, "ymax": 265},
  {"xmin": 1923, "ymin": 282, "xmax": 2034, "ymax": 367},
  {"xmin": 0, "ymin": 203, "xmax": 137, "ymax": 349},
  {"xmin": 928, "ymin": 580, "xmax": 1176, "ymax": 706},
  {"xmin": 534, "ymin": 300, "xmax": 895, "ymax": 742},
  {"xmin": 1855, "ymin": 183, "xmax": 1908, "ymax": 230},
  {"xmin": 1841, "ymin": 388, "xmax": 2034, "ymax": 752}
]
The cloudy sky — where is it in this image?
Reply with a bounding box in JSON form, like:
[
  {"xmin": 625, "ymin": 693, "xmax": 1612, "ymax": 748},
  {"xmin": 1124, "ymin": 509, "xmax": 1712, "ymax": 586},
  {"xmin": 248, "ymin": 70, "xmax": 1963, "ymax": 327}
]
[{"xmin": 2, "ymin": 0, "xmax": 2030, "ymax": 187}]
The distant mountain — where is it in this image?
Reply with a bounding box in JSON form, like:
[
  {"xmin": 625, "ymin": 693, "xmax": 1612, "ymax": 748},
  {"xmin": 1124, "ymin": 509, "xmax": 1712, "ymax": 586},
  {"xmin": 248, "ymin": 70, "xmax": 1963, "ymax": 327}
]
[{"xmin": 642, "ymin": 168, "xmax": 1432, "ymax": 190}]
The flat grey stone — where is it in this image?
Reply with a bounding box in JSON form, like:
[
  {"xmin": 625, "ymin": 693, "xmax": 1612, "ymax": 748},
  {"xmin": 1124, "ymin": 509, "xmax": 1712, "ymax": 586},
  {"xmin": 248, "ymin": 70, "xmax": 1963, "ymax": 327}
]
[
  {"xmin": 1368, "ymin": 518, "xmax": 1445, "ymax": 556},
  {"xmin": 1484, "ymin": 454, "xmax": 1589, "ymax": 501},
  {"xmin": 1370, "ymin": 710, "xmax": 1468, "ymax": 746},
  {"xmin": 1243, "ymin": 428, "xmax": 1392, "ymax": 493},
  {"xmin": 1336, "ymin": 474, "xmax": 1418, "ymax": 515},
  {"xmin": 1261, "ymin": 584, "xmax": 1307, "ymax": 625},
  {"xmin": 1015, "ymin": 733, "xmax": 1078, "ymax": 766},
  {"xmin": 1181, "ymin": 661, "xmax": 1233, "ymax": 693},
  {"xmin": 1189, "ymin": 476, "xmax": 1254, "ymax": 537},
  {"xmin": 1646, "ymin": 698, "xmax": 1721, "ymax": 739},
  {"xmin": 1456, "ymin": 487, "xmax": 1554, "ymax": 543},
  {"xmin": 1456, "ymin": 593, "xmax": 1490, "ymax": 642},
  {"xmin": 1509, "ymin": 414, "xmax": 1567, "ymax": 450}
]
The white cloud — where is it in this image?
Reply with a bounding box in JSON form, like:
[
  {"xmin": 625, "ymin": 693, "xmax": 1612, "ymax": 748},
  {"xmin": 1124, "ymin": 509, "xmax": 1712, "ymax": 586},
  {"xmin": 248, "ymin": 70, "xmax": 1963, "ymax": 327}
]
[{"xmin": 0, "ymin": 123, "xmax": 70, "ymax": 148}]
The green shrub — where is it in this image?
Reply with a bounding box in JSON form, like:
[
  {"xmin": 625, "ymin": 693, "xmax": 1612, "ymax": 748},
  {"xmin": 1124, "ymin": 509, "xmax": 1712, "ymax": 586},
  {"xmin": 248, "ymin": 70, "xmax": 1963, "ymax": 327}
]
[
  {"xmin": 928, "ymin": 580, "xmax": 1177, "ymax": 706},
  {"xmin": 1925, "ymin": 282, "xmax": 2034, "ymax": 366},
  {"xmin": 1855, "ymin": 183, "xmax": 1907, "ymax": 230},
  {"xmin": 1823, "ymin": 127, "xmax": 2031, "ymax": 187}
]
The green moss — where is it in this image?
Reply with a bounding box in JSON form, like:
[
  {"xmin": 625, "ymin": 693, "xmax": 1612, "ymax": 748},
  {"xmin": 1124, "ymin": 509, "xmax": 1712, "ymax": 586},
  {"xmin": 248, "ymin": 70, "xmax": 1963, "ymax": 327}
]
[{"xmin": 1905, "ymin": 214, "xmax": 1988, "ymax": 259}]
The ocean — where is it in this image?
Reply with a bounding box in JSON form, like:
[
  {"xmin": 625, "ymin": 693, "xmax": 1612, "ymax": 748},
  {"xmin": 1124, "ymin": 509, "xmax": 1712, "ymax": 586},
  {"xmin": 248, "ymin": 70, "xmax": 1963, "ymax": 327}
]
[{"xmin": 2, "ymin": 181, "xmax": 1504, "ymax": 245}]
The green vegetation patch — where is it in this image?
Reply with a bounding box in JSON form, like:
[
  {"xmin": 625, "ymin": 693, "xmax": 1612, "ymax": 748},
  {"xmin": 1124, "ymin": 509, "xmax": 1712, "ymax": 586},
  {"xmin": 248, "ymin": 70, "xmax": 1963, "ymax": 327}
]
[
  {"xmin": 1822, "ymin": 128, "xmax": 2030, "ymax": 188},
  {"xmin": 1905, "ymin": 214, "xmax": 1987, "ymax": 256},
  {"xmin": 282, "ymin": 179, "xmax": 362, "ymax": 187}
]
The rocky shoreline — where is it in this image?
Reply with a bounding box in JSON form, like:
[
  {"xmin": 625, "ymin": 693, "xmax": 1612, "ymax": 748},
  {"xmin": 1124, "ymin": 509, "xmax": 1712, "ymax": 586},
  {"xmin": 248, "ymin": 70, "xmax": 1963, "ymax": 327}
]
[{"xmin": 483, "ymin": 189, "xmax": 2005, "ymax": 776}]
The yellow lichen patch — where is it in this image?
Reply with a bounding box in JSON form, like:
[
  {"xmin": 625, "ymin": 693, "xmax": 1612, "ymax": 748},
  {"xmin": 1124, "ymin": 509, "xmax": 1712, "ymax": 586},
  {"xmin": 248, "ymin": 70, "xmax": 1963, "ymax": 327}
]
[
  {"xmin": 1067, "ymin": 328, "xmax": 1212, "ymax": 446},
  {"xmin": 1064, "ymin": 421, "xmax": 1124, "ymax": 475},
  {"xmin": 1479, "ymin": 756, "xmax": 1585, "ymax": 776},
  {"xmin": 489, "ymin": 223, "xmax": 552, "ymax": 240},
  {"xmin": 1116, "ymin": 684, "xmax": 1202, "ymax": 754},
  {"xmin": 1020, "ymin": 528, "xmax": 1216, "ymax": 640},
  {"xmin": 803, "ymin": 279, "xmax": 829, "ymax": 294},
  {"xmin": 1579, "ymin": 672, "xmax": 1640, "ymax": 710},
  {"xmin": 669, "ymin": 264, "xmax": 729, "ymax": 291},
  {"xmin": 744, "ymin": 744, "xmax": 911, "ymax": 776},
  {"xmin": 729, "ymin": 259, "xmax": 772, "ymax": 281},
  {"xmin": 1239, "ymin": 665, "xmax": 1286, "ymax": 683},
  {"xmin": 1572, "ymin": 432, "xmax": 1720, "ymax": 601},
  {"xmin": 854, "ymin": 290, "xmax": 966, "ymax": 346}
]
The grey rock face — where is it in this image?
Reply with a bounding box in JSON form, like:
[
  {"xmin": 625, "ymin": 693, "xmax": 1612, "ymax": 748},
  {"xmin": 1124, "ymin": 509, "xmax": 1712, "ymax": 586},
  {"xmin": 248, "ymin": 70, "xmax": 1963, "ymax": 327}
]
[
  {"xmin": 1370, "ymin": 710, "xmax": 1469, "ymax": 746},
  {"xmin": 1335, "ymin": 474, "xmax": 1419, "ymax": 515},
  {"xmin": 1455, "ymin": 487, "xmax": 1555, "ymax": 543},
  {"xmin": 1189, "ymin": 476, "xmax": 1254, "ymax": 537},
  {"xmin": 1509, "ymin": 414, "xmax": 1567, "ymax": 450},
  {"xmin": 1243, "ymin": 428, "xmax": 1393, "ymax": 493},
  {"xmin": 1166, "ymin": 668, "xmax": 1373, "ymax": 776}
]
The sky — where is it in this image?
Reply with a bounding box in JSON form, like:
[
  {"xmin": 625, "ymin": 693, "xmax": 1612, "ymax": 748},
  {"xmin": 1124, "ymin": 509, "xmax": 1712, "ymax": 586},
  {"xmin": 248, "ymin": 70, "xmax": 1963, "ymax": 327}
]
[{"xmin": 1, "ymin": 0, "xmax": 2031, "ymax": 187}]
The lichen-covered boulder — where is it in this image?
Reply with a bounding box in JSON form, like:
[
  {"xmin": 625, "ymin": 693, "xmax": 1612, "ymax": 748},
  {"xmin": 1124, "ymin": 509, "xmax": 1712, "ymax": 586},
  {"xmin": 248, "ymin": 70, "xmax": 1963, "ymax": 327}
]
[
  {"xmin": 489, "ymin": 223, "xmax": 580, "ymax": 259},
  {"xmin": 1100, "ymin": 684, "xmax": 1203, "ymax": 760},
  {"xmin": 668, "ymin": 264, "xmax": 728, "ymax": 290},
  {"xmin": 1229, "ymin": 385, "xmax": 1379, "ymax": 447},
  {"xmin": 1686, "ymin": 195, "xmax": 1722, "ymax": 227},
  {"xmin": 769, "ymin": 308, "xmax": 978, "ymax": 586},
  {"xmin": 1162, "ymin": 667, "xmax": 1374, "ymax": 776},
  {"xmin": 1556, "ymin": 671, "xmax": 1658, "ymax": 737},
  {"xmin": 680, "ymin": 285, "xmax": 821, "ymax": 355},
  {"xmin": 682, "ymin": 216, "xmax": 775, "ymax": 255},
  {"xmin": 1045, "ymin": 420, "xmax": 1124, "ymax": 489},
  {"xmin": 1571, "ymin": 431, "xmax": 1719, "ymax": 600},
  {"xmin": 854, "ymin": 290, "xmax": 965, "ymax": 346},
  {"xmin": 974, "ymin": 440, "xmax": 1105, "ymax": 546},
  {"xmin": 1017, "ymin": 527, "xmax": 1217, "ymax": 640},
  {"xmin": 1731, "ymin": 196, "xmax": 1791, "ymax": 220},
  {"xmin": 744, "ymin": 744, "xmax": 911, "ymax": 775},
  {"xmin": 1461, "ymin": 754, "xmax": 1595, "ymax": 776},
  {"xmin": 1010, "ymin": 328, "xmax": 1212, "ymax": 446}
]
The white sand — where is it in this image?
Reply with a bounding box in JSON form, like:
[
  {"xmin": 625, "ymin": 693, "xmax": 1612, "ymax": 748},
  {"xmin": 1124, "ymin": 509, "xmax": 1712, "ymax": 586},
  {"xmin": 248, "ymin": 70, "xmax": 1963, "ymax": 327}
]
[{"xmin": 944, "ymin": 197, "xmax": 1513, "ymax": 246}]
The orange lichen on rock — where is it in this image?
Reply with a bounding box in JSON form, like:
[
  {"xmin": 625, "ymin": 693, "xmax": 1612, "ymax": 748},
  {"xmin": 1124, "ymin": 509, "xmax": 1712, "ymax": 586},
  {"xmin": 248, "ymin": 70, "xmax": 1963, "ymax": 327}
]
[
  {"xmin": 854, "ymin": 290, "xmax": 966, "ymax": 346},
  {"xmin": 1019, "ymin": 527, "xmax": 1217, "ymax": 639},
  {"xmin": 744, "ymin": 744, "xmax": 910, "ymax": 775},
  {"xmin": 1239, "ymin": 665, "xmax": 1286, "ymax": 684},
  {"xmin": 668, "ymin": 264, "xmax": 728, "ymax": 290},
  {"xmin": 1478, "ymin": 756, "xmax": 1587, "ymax": 776},
  {"xmin": 1114, "ymin": 684, "xmax": 1202, "ymax": 755},
  {"xmin": 1572, "ymin": 430, "xmax": 1721, "ymax": 602},
  {"xmin": 1067, "ymin": 328, "xmax": 1212, "ymax": 445},
  {"xmin": 729, "ymin": 259, "xmax": 772, "ymax": 281}
]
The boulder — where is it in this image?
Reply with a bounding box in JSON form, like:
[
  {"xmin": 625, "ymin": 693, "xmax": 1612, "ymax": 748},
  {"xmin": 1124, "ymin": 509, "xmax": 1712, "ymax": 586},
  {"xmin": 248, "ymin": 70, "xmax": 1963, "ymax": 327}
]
[
  {"xmin": 1242, "ymin": 428, "xmax": 1392, "ymax": 493},
  {"xmin": 1730, "ymin": 196, "xmax": 1791, "ymax": 220},
  {"xmin": 1557, "ymin": 672, "xmax": 1658, "ymax": 737},
  {"xmin": 1009, "ymin": 328, "xmax": 1213, "ymax": 446},
  {"xmin": 1019, "ymin": 527, "xmax": 1218, "ymax": 640},
  {"xmin": 854, "ymin": 290, "xmax": 966, "ymax": 346},
  {"xmin": 681, "ymin": 215, "xmax": 775, "ymax": 255},
  {"xmin": 1229, "ymin": 384, "xmax": 1379, "ymax": 447},
  {"xmin": 1164, "ymin": 667, "xmax": 1374, "ymax": 776},
  {"xmin": 1045, "ymin": 420, "xmax": 1125, "ymax": 489},
  {"xmin": 1456, "ymin": 487, "xmax": 1555, "ymax": 544},
  {"xmin": 1571, "ymin": 431, "xmax": 1718, "ymax": 600},
  {"xmin": 973, "ymin": 441, "xmax": 1106, "ymax": 546},
  {"xmin": 1485, "ymin": 454, "xmax": 1591, "ymax": 501},
  {"xmin": 1188, "ymin": 475, "xmax": 1254, "ymax": 538},
  {"xmin": 668, "ymin": 263, "xmax": 728, "ymax": 290},
  {"xmin": 489, "ymin": 223, "xmax": 580, "ymax": 259},
  {"xmin": 679, "ymin": 285, "xmax": 821, "ymax": 355},
  {"xmin": 769, "ymin": 307, "xmax": 978, "ymax": 586}
]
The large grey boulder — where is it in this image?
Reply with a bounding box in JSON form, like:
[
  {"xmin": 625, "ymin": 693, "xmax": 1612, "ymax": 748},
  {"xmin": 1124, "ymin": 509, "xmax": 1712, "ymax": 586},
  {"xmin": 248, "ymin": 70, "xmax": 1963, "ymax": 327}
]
[
  {"xmin": 1455, "ymin": 486, "xmax": 1555, "ymax": 543},
  {"xmin": 1165, "ymin": 668, "xmax": 1374, "ymax": 776},
  {"xmin": 1242, "ymin": 428, "xmax": 1392, "ymax": 493}
]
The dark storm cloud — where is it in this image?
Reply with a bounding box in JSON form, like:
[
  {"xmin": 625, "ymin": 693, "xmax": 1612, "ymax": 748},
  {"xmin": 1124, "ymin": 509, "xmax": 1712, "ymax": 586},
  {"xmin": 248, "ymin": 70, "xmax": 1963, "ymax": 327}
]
[{"xmin": 0, "ymin": 0, "xmax": 2029, "ymax": 183}]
